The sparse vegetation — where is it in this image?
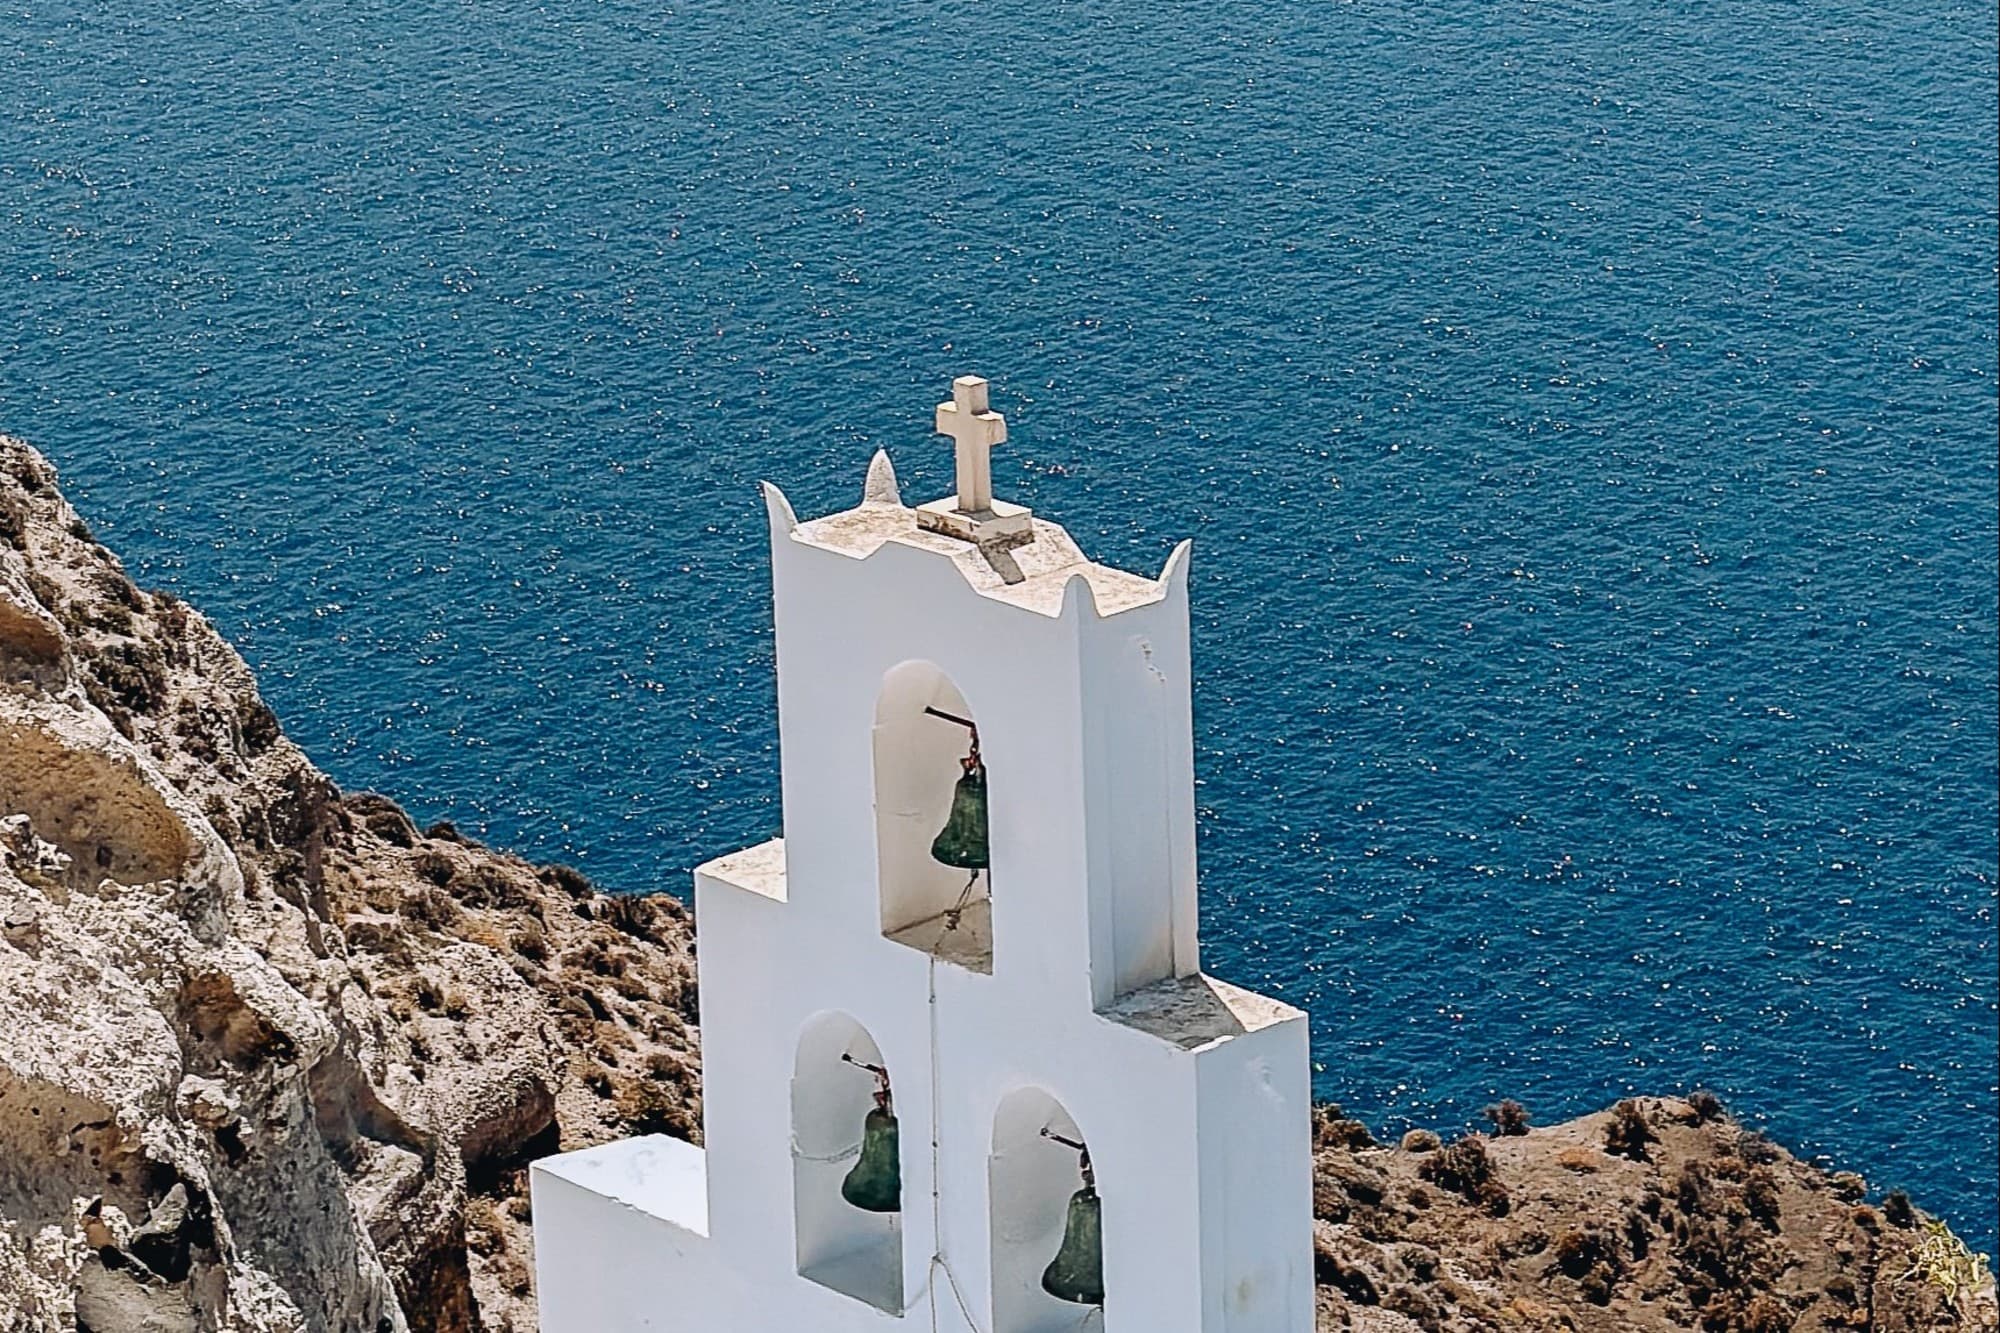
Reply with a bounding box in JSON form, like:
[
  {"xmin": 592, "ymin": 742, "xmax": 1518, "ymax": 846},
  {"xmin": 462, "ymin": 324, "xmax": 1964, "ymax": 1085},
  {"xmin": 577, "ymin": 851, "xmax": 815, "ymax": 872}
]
[
  {"xmin": 1605, "ymin": 1099, "xmax": 1657, "ymax": 1161},
  {"xmin": 402, "ymin": 885, "xmax": 462, "ymax": 931},
  {"xmin": 238, "ymin": 696, "xmax": 283, "ymax": 753},
  {"xmin": 512, "ymin": 920, "xmax": 549, "ymax": 963},
  {"xmin": 1417, "ymin": 1135, "xmax": 1511, "ymax": 1216},
  {"xmin": 23, "ymin": 570, "xmax": 64, "ymax": 619},
  {"xmin": 0, "ymin": 496, "xmax": 26, "ymax": 547},
  {"xmin": 539, "ymin": 862, "xmax": 595, "ymax": 899},
  {"xmin": 1312, "ymin": 1103, "xmax": 1378, "ymax": 1151},
  {"xmin": 1550, "ymin": 1227, "xmax": 1620, "ymax": 1305},
  {"xmin": 1736, "ymin": 1130, "xmax": 1782, "ymax": 1166},
  {"xmin": 1743, "ymin": 1166, "xmax": 1783, "ymax": 1230}
]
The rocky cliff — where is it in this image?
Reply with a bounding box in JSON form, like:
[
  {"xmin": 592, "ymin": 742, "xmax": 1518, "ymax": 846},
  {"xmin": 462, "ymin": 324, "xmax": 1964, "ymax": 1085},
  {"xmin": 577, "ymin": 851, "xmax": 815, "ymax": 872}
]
[
  {"xmin": 1, "ymin": 439, "xmax": 695, "ymax": 1331},
  {"xmin": 1, "ymin": 436, "xmax": 1991, "ymax": 1332}
]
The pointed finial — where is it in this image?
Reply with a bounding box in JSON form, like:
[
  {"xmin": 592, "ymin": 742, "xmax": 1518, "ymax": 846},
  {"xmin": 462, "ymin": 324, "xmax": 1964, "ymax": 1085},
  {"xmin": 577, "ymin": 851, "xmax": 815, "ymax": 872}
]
[
  {"xmin": 862, "ymin": 449, "xmax": 902, "ymax": 506},
  {"xmin": 760, "ymin": 481, "xmax": 798, "ymax": 537},
  {"xmin": 1158, "ymin": 540, "xmax": 1193, "ymax": 596},
  {"xmin": 1059, "ymin": 573, "xmax": 1099, "ymax": 622}
]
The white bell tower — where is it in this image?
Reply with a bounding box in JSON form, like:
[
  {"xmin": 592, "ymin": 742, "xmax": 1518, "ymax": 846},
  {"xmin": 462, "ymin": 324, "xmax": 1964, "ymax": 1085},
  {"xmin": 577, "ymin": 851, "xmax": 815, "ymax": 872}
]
[{"xmin": 533, "ymin": 377, "xmax": 1314, "ymax": 1332}]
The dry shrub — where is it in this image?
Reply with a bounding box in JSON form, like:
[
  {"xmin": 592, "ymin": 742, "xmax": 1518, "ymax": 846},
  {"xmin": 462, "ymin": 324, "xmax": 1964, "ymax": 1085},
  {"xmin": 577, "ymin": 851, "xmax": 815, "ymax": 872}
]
[
  {"xmin": 1605, "ymin": 1099, "xmax": 1656, "ymax": 1161},
  {"xmin": 1743, "ymin": 1166, "xmax": 1783, "ymax": 1230},
  {"xmin": 1313, "ymin": 1103, "xmax": 1378, "ymax": 1151},
  {"xmin": 90, "ymin": 640, "xmax": 169, "ymax": 713},
  {"xmin": 608, "ymin": 972, "xmax": 653, "ymax": 1003},
  {"xmin": 513, "ymin": 921, "xmax": 549, "ymax": 962},
  {"xmin": 1417, "ymin": 1135, "xmax": 1510, "ymax": 1216},
  {"xmin": 612, "ymin": 1076, "xmax": 700, "ymax": 1142},
  {"xmin": 1737, "ymin": 1130, "xmax": 1783, "ymax": 1166},
  {"xmin": 539, "ymin": 863, "xmax": 595, "ymax": 899},
  {"xmin": 403, "ymin": 886, "xmax": 461, "ymax": 931},
  {"xmin": 1552, "ymin": 1227, "xmax": 1615, "ymax": 1274},
  {"xmin": 1484, "ymin": 1099, "xmax": 1531, "ymax": 1136},
  {"xmin": 239, "ymin": 696, "xmax": 283, "ymax": 753}
]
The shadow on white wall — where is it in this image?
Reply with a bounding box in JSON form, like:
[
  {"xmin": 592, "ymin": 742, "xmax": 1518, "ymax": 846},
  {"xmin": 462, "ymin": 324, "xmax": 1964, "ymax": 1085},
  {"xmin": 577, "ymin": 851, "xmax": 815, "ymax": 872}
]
[
  {"xmin": 991, "ymin": 1086, "xmax": 1104, "ymax": 1333},
  {"xmin": 874, "ymin": 659, "xmax": 993, "ymax": 974}
]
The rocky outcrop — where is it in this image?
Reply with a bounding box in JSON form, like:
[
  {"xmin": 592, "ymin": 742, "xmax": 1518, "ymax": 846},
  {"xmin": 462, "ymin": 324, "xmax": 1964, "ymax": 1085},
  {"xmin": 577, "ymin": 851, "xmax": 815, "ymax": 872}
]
[
  {"xmin": 2, "ymin": 439, "xmax": 697, "ymax": 1332},
  {"xmin": 1308, "ymin": 1098, "xmax": 1996, "ymax": 1332},
  {"xmin": 2, "ymin": 435, "xmax": 1990, "ymax": 1332}
]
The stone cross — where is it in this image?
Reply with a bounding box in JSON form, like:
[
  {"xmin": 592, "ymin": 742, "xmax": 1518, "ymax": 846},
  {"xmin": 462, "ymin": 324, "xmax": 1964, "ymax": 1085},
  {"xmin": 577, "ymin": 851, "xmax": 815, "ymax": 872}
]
[{"xmin": 935, "ymin": 375, "xmax": 1006, "ymax": 515}]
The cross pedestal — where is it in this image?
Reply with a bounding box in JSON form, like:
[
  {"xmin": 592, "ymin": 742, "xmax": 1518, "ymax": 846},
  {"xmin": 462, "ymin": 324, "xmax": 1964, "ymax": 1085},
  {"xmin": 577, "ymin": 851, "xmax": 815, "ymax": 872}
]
[{"xmin": 916, "ymin": 375, "xmax": 1034, "ymax": 545}]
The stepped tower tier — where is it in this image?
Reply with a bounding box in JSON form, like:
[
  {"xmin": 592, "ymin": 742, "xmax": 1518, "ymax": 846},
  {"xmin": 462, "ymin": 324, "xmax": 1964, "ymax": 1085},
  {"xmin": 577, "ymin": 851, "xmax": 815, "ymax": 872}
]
[{"xmin": 533, "ymin": 376, "xmax": 1314, "ymax": 1333}]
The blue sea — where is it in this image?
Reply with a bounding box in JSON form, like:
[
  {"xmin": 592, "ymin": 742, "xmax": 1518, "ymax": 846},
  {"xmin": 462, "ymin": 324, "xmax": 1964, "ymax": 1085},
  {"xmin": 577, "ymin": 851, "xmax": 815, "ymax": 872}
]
[{"xmin": 3, "ymin": 0, "xmax": 1994, "ymax": 1251}]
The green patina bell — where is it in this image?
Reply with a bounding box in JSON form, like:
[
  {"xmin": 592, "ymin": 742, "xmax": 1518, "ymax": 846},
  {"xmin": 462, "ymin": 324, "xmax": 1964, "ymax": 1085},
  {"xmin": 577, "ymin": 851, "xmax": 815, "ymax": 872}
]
[
  {"xmin": 1041, "ymin": 1182, "xmax": 1105, "ymax": 1307},
  {"xmin": 929, "ymin": 763, "xmax": 989, "ymax": 870},
  {"xmin": 839, "ymin": 1106, "xmax": 902, "ymax": 1213}
]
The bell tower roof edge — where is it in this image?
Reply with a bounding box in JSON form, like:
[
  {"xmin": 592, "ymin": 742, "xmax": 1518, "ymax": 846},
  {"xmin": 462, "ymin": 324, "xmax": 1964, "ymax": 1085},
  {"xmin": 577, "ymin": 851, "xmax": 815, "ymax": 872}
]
[{"xmin": 777, "ymin": 377, "xmax": 1180, "ymax": 619}]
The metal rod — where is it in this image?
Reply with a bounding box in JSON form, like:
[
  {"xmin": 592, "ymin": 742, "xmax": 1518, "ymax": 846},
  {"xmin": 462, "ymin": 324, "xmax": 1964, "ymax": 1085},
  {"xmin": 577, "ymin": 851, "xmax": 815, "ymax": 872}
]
[
  {"xmin": 924, "ymin": 705, "xmax": 977, "ymax": 730},
  {"xmin": 1040, "ymin": 1128, "xmax": 1087, "ymax": 1153},
  {"xmin": 841, "ymin": 1053, "xmax": 890, "ymax": 1082}
]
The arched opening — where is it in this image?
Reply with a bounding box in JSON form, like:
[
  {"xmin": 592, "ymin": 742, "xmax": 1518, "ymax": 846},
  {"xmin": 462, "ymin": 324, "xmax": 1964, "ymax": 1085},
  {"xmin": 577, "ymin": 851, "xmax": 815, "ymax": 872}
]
[
  {"xmin": 792, "ymin": 1012, "xmax": 904, "ymax": 1313},
  {"xmin": 990, "ymin": 1088, "xmax": 1105, "ymax": 1333},
  {"xmin": 873, "ymin": 660, "xmax": 992, "ymax": 973}
]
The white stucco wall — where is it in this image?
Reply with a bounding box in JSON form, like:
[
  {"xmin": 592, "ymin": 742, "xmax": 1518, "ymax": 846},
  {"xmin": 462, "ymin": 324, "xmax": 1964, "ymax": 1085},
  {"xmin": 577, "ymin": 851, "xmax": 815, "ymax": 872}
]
[{"xmin": 533, "ymin": 456, "xmax": 1314, "ymax": 1332}]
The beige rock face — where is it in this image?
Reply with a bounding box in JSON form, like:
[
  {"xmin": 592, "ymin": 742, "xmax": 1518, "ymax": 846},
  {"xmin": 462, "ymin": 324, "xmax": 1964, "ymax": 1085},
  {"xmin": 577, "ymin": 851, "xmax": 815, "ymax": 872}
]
[
  {"xmin": 1, "ymin": 439, "xmax": 699, "ymax": 1332},
  {"xmin": 2, "ymin": 436, "xmax": 1989, "ymax": 1332}
]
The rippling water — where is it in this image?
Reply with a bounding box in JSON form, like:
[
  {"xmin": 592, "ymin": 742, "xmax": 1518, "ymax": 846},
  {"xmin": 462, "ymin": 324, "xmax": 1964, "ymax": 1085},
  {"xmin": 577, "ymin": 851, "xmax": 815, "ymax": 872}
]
[{"xmin": 3, "ymin": 0, "xmax": 1994, "ymax": 1248}]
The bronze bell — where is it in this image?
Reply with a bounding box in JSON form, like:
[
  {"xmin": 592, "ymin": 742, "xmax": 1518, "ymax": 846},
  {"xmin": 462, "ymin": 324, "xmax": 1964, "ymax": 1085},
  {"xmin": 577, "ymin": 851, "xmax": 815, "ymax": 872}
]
[
  {"xmin": 1041, "ymin": 1143, "xmax": 1105, "ymax": 1307},
  {"xmin": 930, "ymin": 757, "xmax": 989, "ymax": 870},
  {"xmin": 840, "ymin": 1075, "xmax": 901, "ymax": 1214}
]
